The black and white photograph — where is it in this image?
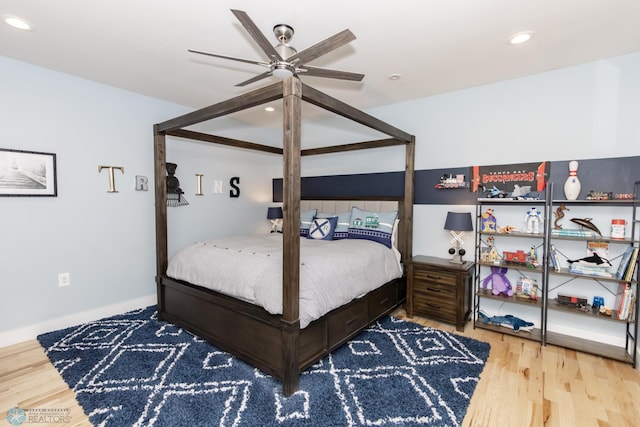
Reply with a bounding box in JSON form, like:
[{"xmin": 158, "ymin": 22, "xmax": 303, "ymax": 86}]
[{"xmin": 0, "ymin": 148, "xmax": 57, "ymax": 196}]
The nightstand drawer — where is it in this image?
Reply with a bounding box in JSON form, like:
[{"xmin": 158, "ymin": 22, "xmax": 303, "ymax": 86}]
[
  {"xmin": 413, "ymin": 269, "xmax": 457, "ymax": 287},
  {"xmin": 412, "ymin": 279, "xmax": 458, "ymax": 298},
  {"xmin": 413, "ymin": 292, "xmax": 456, "ymax": 322}
]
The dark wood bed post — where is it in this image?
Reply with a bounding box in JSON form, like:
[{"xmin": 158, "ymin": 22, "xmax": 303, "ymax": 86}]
[
  {"xmin": 403, "ymin": 135, "xmax": 415, "ymax": 261},
  {"xmin": 281, "ymin": 76, "xmax": 302, "ymax": 395},
  {"xmin": 153, "ymin": 127, "xmax": 168, "ymax": 320}
]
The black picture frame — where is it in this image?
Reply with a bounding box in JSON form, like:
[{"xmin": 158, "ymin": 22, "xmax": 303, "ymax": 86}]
[{"xmin": 0, "ymin": 148, "xmax": 57, "ymax": 196}]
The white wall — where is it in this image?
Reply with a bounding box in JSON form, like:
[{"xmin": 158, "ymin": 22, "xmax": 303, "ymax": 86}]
[{"xmin": 0, "ymin": 57, "xmax": 278, "ymax": 346}]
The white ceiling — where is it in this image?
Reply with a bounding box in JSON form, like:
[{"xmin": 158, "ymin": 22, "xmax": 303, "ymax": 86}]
[{"xmin": 2, "ymin": 0, "xmax": 640, "ymax": 128}]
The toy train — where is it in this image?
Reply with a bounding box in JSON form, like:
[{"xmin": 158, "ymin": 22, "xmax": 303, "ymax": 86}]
[
  {"xmin": 502, "ymin": 250, "xmax": 528, "ymax": 264},
  {"xmin": 557, "ymin": 294, "xmax": 589, "ymax": 307}
]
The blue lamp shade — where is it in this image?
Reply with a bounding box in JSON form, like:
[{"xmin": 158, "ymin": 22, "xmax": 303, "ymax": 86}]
[
  {"xmin": 267, "ymin": 207, "xmax": 283, "ymax": 220},
  {"xmin": 444, "ymin": 212, "xmax": 473, "ymax": 231}
]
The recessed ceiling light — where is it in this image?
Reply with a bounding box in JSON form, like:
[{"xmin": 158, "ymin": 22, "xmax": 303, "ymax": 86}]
[
  {"xmin": 388, "ymin": 73, "xmax": 402, "ymax": 81},
  {"xmin": 264, "ymin": 106, "xmax": 275, "ymax": 112},
  {"xmin": 3, "ymin": 15, "xmax": 34, "ymax": 31},
  {"xmin": 509, "ymin": 31, "xmax": 533, "ymax": 45}
]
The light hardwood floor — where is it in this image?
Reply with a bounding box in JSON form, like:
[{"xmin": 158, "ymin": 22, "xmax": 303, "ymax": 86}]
[{"xmin": 1, "ymin": 311, "xmax": 639, "ymax": 426}]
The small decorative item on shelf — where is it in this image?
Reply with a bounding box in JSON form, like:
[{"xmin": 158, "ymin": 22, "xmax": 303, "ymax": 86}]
[
  {"xmin": 592, "ymin": 296, "xmax": 605, "ymax": 311},
  {"xmin": 557, "ymin": 294, "xmax": 589, "ymax": 308},
  {"xmin": 481, "ymin": 266, "xmax": 513, "ymax": 296},
  {"xmin": 569, "ymin": 217, "xmax": 602, "ymax": 236},
  {"xmin": 497, "ymin": 225, "xmax": 518, "ymax": 234},
  {"xmin": 610, "ymin": 219, "xmax": 626, "ymax": 239},
  {"xmin": 483, "ymin": 185, "xmax": 509, "ymax": 198},
  {"xmin": 567, "ymin": 253, "xmax": 613, "ymax": 277},
  {"xmin": 585, "ymin": 190, "xmax": 613, "ymax": 200},
  {"xmin": 477, "ymin": 310, "xmax": 534, "ymax": 332},
  {"xmin": 481, "ymin": 208, "xmax": 497, "ymax": 232},
  {"xmin": 586, "ymin": 240, "xmax": 609, "ymax": 258},
  {"xmin": 524, "ymin": 207, "xmax": 543, "ymax": 233},
  {"xmin": 515, "ymin": 277, "xmax": 538, "ymax": 301},
  {"xmin": 614, "ymin": 193, "xmax": 635, "ymax": 200},
  {"xmin": 502, "ymin": 250, "xmax": 528, "ymax": 264},
  {"xmin": 553, "ymin": 203, "xmax": 569, "ymax": 229},
  {"xmin": 528, "ymin": 246, "xmax": 539, "ymax": 267},
  {"xmin": 563, "ymin": 160, "xmax": 581, "ymax": 200}
]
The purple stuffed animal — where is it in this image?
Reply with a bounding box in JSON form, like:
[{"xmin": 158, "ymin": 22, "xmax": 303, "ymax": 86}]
[{"xmin": 482, "ymin": 267, "xmax": 513, "ymax": 296}]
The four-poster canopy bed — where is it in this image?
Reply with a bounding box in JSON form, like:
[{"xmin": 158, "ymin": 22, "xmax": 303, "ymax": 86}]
[{"xmin": 153, "ymin": 77, "xmax": 415, "ymax": 396}]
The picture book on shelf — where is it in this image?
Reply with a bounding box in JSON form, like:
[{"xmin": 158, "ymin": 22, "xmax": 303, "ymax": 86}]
[
  {"xmin": 616, "ymin": 246, "xmax": 635, "ymax": 280},
  {"xmin": 615, "ymin": 283, "xmax": 633, "ymax": 321},
  {"xmin": 586, "ymin": 241, "xmax": 609, "ymax": 259},
  {"xmin": 623, "ymin": 247, "xmax": 639, "ymax": 281},
  {"xmin": 549, "ymin": 244, "xmax": 561, "ymax": 271}
]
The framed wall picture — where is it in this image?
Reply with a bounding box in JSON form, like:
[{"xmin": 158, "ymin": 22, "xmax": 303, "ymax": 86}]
[{"xmin": 0, "ymin": 148, "xmax": 57, "ymax": 196}]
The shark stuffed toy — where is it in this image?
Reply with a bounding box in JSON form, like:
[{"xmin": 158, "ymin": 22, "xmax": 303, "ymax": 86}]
[{"xmin": 478, "ymin": 310, "xmax": 534, "ymax": 332}]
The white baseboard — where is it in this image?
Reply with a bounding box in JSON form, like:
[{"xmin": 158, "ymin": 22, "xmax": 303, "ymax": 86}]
[{"xmin": 0, "ymin": 294, "xmax": 156, "ymax": 348}]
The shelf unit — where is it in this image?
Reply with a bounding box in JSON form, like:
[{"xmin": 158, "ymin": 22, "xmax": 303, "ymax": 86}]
[
  {"xmin": 473, "ymin": 194, "xmax": 550, "ymax": 344},
  {"xmin": 473, "ymin": 181, "xmax": 640, "ymax": 367},
  {"xmin": 543, "ymin": 182, "xmax": 639, "ymax": 365}
]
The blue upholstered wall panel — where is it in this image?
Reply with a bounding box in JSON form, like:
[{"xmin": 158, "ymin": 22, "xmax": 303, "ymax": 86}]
[{"xmin": 273, "ymin": 156, "xmax": 639, "ymax": 204}]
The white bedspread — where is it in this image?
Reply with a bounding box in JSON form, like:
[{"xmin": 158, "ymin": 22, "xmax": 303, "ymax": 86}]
[{"xmin": 166, "ymin": 234, "xmax": 403, "ymax": 328}]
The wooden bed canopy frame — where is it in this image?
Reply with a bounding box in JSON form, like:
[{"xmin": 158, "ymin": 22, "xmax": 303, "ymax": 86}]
[{"xmin": 153, "ymin": 77, "xmax": 415, "ymax": 396}]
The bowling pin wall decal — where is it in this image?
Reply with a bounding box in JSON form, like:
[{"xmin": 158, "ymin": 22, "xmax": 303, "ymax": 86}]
[{"xmin": 563, "ymin": 160, "xmax": 581, "ymax": 200}]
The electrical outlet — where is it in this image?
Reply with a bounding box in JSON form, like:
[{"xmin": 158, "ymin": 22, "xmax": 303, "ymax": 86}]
[{"xmin": 58, "ymin": 272, "xmax": 71, "ymax": 287}]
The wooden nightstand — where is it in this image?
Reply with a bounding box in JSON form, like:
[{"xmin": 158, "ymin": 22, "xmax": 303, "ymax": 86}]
[{"xmin": 406, "ymin": 255, "xmax": 474, "ymax": 332}]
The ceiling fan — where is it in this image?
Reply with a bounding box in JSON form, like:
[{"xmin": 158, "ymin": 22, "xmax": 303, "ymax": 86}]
[{"xmin": 188, "ymin": 9, "xmax": 364, "ymax": 87}]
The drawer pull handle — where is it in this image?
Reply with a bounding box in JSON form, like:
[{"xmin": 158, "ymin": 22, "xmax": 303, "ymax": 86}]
[
  {"xmin": 427, "ymin": 287, "xmax": 441, "ymax": 292},
  {"xmin": 425, "ymin": 302, "xmax": 441, "ymax": 309},
  {"xmin": 426, "ymin": 274, "xmax": 441, "ymax": 280},
  {"xmin": 379, "ymin": 297, "xmax": 389, "ymax": 305},
  {"xmin": 345, "ymin": 317, "xmax": 358, "ymax": 326}
]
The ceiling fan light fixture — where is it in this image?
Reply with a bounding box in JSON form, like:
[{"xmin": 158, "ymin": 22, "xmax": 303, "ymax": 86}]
[
  {"xmin": 509, "ymin": 31, "xmax": 534, "ymax": 45},
  {"xmin": 272, "ymin": 64, "xmax": 294, "ymax": 80}
]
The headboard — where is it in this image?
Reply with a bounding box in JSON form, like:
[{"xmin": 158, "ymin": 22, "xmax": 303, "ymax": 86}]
[{"xmin": 300, "ymin": 200, "xmax": 398, "ymax": 213}]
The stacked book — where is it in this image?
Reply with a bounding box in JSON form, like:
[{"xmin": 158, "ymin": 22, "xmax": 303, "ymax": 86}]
[
  {"xmin": 548, "ymin": 245, "xmax": 561, "ymax": 271},
  {"xmin": 615, "ymin": 283, "xmax": 635, "ymax": 321},
  {"xmin": 551, "ymin": 229, "xmax": 599, "ymax": 238},
  {"xmin": 568, "ymin": 263, "xmax": 612, "ymax": 277}
]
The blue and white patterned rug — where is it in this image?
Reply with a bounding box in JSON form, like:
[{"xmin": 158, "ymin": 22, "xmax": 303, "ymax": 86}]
[{"xmin": 37, "ymin": 306, "xmax": 490, "ymax": 426}]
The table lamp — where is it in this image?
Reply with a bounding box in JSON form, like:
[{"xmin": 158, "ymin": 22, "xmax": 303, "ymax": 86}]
[
  {"xmin": 444, "ymin": 211, "xmax": 473, "ymax": 263},
  {"xmin": 267, "ymin": 207, "xmax": 283, "ymax": 233}
]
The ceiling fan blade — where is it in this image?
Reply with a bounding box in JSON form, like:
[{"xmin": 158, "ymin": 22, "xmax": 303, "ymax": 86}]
[
  {"xmin": 231, "ymin": 9, "xmax": 283, "ymax": 61},
  {"xmin": 287, "ymin": 29, "xmax": 356, "ymax": 66},
  {"xmin": 235, "ymin": 70, "xmax": 273, "ymax": 87},
  {"xmin": 299, "ymin": 66, "xmax": 364, "ymax": 82},
  {"xmin": 188, "ymin": 49, "xmax": 270, "ymax": 67}
]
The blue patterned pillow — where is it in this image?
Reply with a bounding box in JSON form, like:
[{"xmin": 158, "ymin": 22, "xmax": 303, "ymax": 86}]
[
  {"xmin": 348, "ymin": 207, "xmax": 398, "ymax": 248},
  {"xmin": 300, "ymin": 209, "xmax": 317, "ymax": 237},
  {"xmin": 307, "ymin": 216, "xmax": 338, "ymax": 240},
  {"xmin": 316, "ymin": 212, "xmax": 351, "ymax": 240}
]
